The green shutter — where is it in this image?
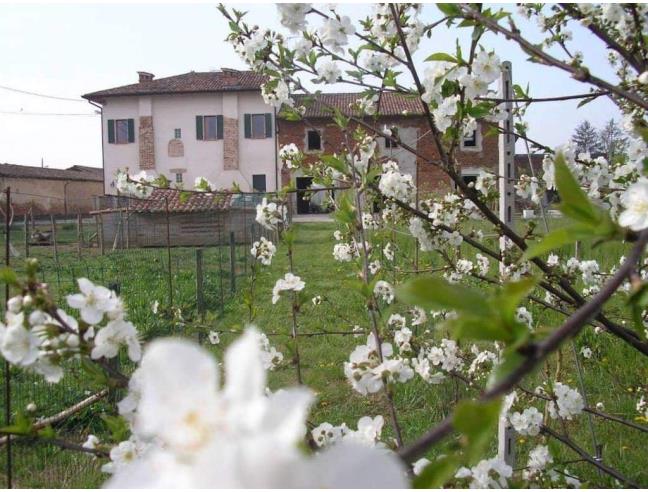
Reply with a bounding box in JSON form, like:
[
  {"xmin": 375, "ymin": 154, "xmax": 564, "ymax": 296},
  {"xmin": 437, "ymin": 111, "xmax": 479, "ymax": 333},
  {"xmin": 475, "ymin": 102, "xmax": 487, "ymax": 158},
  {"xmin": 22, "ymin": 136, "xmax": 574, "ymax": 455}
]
[
  {"xmin": 196, "ymin": 116, "xmax": 204, "ymax": 140},
  {"xmin": 107, "ymin": 119, "xmax": 115, "ymax": 143},
  {"xmin": 216, "ymin": 115, "xmax": 224, "ymax": 139},
  {"xmin": 127, "ymin": 119, "xmax": 135, "ymax": 143},
  {"xmin": 244, "ymin": 114, "xmax": 251, "ymax": 138},
  {"xmin": 265, "ymin": 113, "xmax": 272, "ymax": 138}
]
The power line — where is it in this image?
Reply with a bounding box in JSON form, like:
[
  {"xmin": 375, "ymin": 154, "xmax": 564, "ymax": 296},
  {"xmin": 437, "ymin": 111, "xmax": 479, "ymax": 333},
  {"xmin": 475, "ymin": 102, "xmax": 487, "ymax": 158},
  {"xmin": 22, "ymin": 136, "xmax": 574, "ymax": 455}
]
[
  {"xmin": 0, "ymin": 84, "xmax": 86, "ymax": 102},
  {"xmin": 0, "ymin": 110, "xmax": 98, "ymax": 116}
]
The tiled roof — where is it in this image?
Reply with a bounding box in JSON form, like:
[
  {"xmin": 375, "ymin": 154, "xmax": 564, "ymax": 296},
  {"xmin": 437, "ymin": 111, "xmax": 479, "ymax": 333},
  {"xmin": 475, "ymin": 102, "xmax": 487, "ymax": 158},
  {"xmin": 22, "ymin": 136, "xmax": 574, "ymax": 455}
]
[
  {"xmin": 129, "ymin": 188, "xmax": 233, "ymax": 214},
  {"xmin": 83, "ymin": 70, "xmax": 267, "ymax": 101},
  {"xmin": 288, "ymin": 92, "xmax": 426, "ymax": 118},
  {"xmin": 0, "ymin": 163, "xmax": 102, "ymax": 182}
]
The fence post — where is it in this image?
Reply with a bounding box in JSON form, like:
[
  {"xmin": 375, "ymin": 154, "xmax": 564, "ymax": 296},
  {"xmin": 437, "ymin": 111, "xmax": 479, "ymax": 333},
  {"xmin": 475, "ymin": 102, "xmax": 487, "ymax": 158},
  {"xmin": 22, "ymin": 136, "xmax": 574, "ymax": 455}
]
[
  {"xmin": 229, "ymin": 231, "xmax": 236, "ymax": 294},
  {"xmin": 77, "ymin": 213, "xmax": 82, "ymax": 260},
  {"xmin": 218, "ymin": 228, "xmax": 225, "ymax": 315},
  {"xmin": 4, "ymin": 188, "xmax": 12, "ymax": 489},
  {"xmin": 50, "ymin": 215, "xmax": 59, "ymax": 266},
  {"xmin": 164, "ymin": 198, "xmax": 173, "ymax": 308},
  {"xmin": 196, "ymin": 248, "xmax": 205, "ymax": 343},
  {"xmin": 23, "ymin": 213, "xmax": 29, "ymax": 258}
]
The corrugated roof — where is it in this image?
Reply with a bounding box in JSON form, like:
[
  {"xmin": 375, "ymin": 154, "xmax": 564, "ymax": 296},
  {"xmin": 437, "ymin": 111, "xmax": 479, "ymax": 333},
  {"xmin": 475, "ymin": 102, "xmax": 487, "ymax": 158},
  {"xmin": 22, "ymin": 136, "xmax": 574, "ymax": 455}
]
[
  {"xmin": 289, "ymin": 92, "xmax": 425, "ymax": 118},
  {"xmin": 0, "ymin": 163, "xmax": 102, "ymax": 182},
  {"xmin": 129, "ymin": 188, "xmax": 233, "ymax": 213},
  {"xmin": 83, "ymin": 70, "xmax": 267, "ymax": 102}
]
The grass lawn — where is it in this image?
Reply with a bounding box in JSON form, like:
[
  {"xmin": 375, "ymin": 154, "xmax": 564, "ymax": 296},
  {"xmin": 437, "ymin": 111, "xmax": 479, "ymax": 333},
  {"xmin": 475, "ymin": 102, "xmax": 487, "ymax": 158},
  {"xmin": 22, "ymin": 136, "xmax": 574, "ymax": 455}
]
[{"xmin": 0, "ymin": 220, "xmax": 646, "ymax": 487}]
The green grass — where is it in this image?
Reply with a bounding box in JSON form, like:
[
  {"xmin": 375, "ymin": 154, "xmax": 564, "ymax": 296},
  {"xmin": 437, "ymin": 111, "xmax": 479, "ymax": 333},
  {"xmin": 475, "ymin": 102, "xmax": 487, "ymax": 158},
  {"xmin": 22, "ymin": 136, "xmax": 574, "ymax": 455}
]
[{"xmin": 0, "ymin": 220, "xmax": 646, "ymax": 487}]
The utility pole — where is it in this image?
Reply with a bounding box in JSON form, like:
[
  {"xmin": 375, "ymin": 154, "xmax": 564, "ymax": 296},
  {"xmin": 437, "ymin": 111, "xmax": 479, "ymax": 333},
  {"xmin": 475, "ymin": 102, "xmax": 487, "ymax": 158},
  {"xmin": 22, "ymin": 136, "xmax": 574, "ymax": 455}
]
[{"xmin": 497, "ymin": 60, "xmax": 517, "ymax": 468}]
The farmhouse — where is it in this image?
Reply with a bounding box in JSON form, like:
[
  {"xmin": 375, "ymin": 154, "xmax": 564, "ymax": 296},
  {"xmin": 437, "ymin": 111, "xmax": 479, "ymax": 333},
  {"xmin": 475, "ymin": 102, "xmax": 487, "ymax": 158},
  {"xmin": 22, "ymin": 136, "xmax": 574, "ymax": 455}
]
[
  {"xmin": 0, "ymin": 163, "xmax": 103, "ymax": 215},
  {"xmin": 83, "ymin": 69, "xmax": 279, "ymax": 196},
  {"xmin": 83, "ymin": 69, "xmax": 499, "ymax": 214},
  {"xmin": 278, "ymin": 93, "xmax": 499, "ymax": 212}
]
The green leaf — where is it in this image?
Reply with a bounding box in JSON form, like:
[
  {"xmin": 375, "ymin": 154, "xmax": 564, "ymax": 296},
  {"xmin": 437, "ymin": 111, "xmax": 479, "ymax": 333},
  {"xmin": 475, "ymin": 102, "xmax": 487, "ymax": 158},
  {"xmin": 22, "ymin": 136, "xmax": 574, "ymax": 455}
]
[
  {"xmin": 448, "ymin": 315, "xmax": 513, "ymax": 343},
  {"xmin": 413, "ymin": 454, "xmax": 460, "ymax": 489},
  {"xmin": 425, "ymin": 52, "xmax": 457, "ymax": 63},
  {"xmin": 554, "ymin": 152, "xmax": 600, "ymax": 224},
  {"xmin": 437, "ymin": 3, "xmax": 461, "ymax": 16},
  {"xmin": 397, "ymin": 277, "xmax": 491, "ymax": 317},
  {"xmin": 101, "ymin": 414, "xmax": 130, "ymax": 443},
  {"xmin": 488, "ymin": 349, "xmax": 527, "ymax": 389},
  {"xmin": 0, "ymin": 267, "xmax": 19, "ymax": 287},
  {"xmin": 453, "ymin": 399, "xmax": 501, "ymax": 463},
  {"xmin": 495, "ymin": 277, "xmax": 538, "ymax": 321}
]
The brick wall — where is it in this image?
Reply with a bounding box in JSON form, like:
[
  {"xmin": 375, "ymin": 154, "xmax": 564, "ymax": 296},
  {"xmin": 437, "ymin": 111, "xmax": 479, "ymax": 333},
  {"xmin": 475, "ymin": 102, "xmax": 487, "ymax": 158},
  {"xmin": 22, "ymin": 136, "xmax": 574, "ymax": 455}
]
[
  {"xmin": 139, "ymin": 116, "xmax": 155, "ymax": 170},
  {"xmin": 278, "ymin": 115, "xmax": 499, "ymax": 196},
  {"xmin": 223, "ymin": 117, "xmax": 239, "ymax": 170}
]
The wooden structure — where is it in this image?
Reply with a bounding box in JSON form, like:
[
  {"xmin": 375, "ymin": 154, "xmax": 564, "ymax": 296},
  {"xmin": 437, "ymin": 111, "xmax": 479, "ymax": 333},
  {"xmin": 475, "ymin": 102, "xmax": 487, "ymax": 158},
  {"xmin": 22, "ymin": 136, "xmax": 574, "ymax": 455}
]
[{"xmin": 91, "ymin": 189, "xmax": 260, "ymax": 249}]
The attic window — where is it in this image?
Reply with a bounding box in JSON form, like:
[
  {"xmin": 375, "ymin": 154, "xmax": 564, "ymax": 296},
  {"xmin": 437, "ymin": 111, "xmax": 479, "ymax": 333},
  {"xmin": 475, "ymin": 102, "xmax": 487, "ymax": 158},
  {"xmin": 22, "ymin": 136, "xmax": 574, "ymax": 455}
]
[{"xmin": 307, "ymin": 130, "xmax": 321, "ymax": 151}]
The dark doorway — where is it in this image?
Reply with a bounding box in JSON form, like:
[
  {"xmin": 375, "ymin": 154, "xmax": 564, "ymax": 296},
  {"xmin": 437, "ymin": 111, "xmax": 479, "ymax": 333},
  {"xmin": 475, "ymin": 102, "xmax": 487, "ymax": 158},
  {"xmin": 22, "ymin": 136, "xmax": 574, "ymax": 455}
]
[{"xmin": 296, "ymin": 176, "xmax": 313, "ymax": 214}]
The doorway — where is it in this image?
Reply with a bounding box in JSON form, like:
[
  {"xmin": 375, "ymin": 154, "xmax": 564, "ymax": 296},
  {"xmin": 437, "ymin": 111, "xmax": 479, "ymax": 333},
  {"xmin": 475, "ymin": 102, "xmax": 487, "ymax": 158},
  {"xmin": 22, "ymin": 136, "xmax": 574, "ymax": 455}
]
[{"xmin": 296, "ymin": 176, "xmax": 313, "ymax": 214}]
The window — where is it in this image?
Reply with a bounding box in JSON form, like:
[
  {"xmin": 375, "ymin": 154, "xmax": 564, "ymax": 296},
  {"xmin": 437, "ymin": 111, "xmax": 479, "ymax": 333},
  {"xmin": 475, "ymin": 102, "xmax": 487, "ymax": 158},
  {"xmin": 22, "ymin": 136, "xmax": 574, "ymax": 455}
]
[
  {"xmin": 244, "ymin": 113, "xmax": 272, "ymax": 139},
  {"xmin": 107, "ymin": 119, "xmax": 134, "ymax": 144},
  {"xmin": 385, "ymin": 127, "xmax": 399, "ymax": 148},
  {"xmin": 462, "ymin": 175, "xmax": 478, "ymax": 186},
  {"xmin": 196, "ymin": 115, "xmax": 223, "ymax": 140},
  {"xmin": 463, "ymin": 130, "xmax": 477, "ymax": 147},
  {"xmin": 174, "ymin": 128, "xmax": 182, "ymax": 139},
  {"xmin": 175, "ymin": 173, "xmax": 183, "ymax": 184},
  {"xmin": 252, "ymin": 174, "xmax": 267, "ymax": 192},
  {"xmin": 307, "ymin": 130, "xmax": 321, "ymax": 151}
]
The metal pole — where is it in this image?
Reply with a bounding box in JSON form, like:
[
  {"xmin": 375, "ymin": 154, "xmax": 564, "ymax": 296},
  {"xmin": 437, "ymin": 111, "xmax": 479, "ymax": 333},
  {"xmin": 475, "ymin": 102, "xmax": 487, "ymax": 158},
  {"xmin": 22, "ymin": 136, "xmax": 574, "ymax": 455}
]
[
  {"xmin": 229, "ymin": 231, "xmax": 236, "ymax": 293},
  {"xmin": 196, "ymin": 248, "xmax": 205, "ymax": 342},
  {"xmin": 23, "ymin": 213, "xmax": 29, "ymax": 258},
  {"xmin": 50, "ymin": 215, "xmax": 59, "ymax": 266},
  {"xmin": 77, "ymin": 213, "xmax": 82, "ymax": 260},
  {"xmin": 497, "ymin": 61, "xmax": 517, "ymax": 469},
  {"xmin": 218, "ymin": 227, "xmax": 224, "ymax": 314},
  {"xmin": 164, "ymin": 198, "xmax": 173, "ymax": 307},
  {"xmin": 4, "ymin": 188, "xmax": 12, "ymax": 488}
]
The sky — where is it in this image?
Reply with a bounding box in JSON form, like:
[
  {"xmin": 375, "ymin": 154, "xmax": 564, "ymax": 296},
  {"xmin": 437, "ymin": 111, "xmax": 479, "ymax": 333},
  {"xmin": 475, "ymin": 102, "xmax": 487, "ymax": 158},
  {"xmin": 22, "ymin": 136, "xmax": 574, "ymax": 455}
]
[{"xmin": 0, "ymin": 2, "xmax": 623, "ymax": 170}]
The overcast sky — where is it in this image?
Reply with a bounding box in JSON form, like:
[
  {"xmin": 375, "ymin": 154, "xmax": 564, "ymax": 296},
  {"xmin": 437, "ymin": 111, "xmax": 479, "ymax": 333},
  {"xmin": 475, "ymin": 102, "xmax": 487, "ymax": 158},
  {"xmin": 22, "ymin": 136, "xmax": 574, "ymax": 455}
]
[{"xmin": 0, "ymin": 2, "xmax": 622, "ymax": 170}]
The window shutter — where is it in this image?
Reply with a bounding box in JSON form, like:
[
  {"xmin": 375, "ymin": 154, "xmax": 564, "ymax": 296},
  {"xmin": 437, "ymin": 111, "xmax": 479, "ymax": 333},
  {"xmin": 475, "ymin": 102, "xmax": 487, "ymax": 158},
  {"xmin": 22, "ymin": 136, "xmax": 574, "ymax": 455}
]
[
  {"xmin": 265, "ymin": 113, "xmax": 272, "ymax": 138},
  {"xmin": 196, "ymin": 116, "xmax": 204, "ymax": 140},
  {"xmin": 216, "ymin": 115, "xmax": 224, "ymax": 139},
  {"xmin": 244, "ymin": 114, "xmax": 251, "ymax": 138},
  {"xmin": 107, "ymin": 120, "xmax": 115, "ymax": 143},
  {"xmin": 127, "ymin": 119, "xmax": 135, "ymax": 143}
]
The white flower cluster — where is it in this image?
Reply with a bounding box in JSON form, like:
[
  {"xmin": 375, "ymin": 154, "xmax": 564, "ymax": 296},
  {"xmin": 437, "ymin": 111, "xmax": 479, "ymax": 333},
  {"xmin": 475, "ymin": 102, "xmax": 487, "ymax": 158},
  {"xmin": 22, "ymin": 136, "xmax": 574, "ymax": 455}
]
[
  {"xmin": 318, "ymin": 15, "xmax": 355, "ymax": 52},
  {"xmin": 103, "ymin": 329, "xmax": 407, "ymax": 488},
  {"xmin": 332, "ymin": 242, "xmax": 356, "ymax": 262},
  {"xmin": 258, "ymin": 331, "xmax": 283, "ymax": 370},
  {"xmin": 344, "ymin": 333, "xmax": 413, "ymax": 395},
  {"xmin": 413, "ymin": 338, "xmax": 464, "ymax": 384},
  {"xmin": 271, "ymin": 273, "xmax": 305, "ymax": 304},
  {"xmin": 276, "ymin": 3, "xmax": 310, "ymax": 33},
  {"xmin": 0, "ymin": 278, "xmax": 139, "ymax": 384},
  {"xmin": 279, "ymin": 143, "xmax": 301, "ymax": 170},
  {"xmin": 509, "ymin": 406, "xmax": 543, "ymax": 436},
  {"xmin": 455, "ymin": 456, "xmax": 513, "ymax": 489},
  {"xmin": 548, "ymin": 382, "xmax": 585, "ymax": 420},
  {"xmin": 250, "ymin": 236, "xmax": 276, "ymax": 266},
  {"xmin": 373, "ymin": 280, "xmax": 395, "ymax": 304},
  {"xmin": 255, "ymin": 197, "xmax": 287, "ymax": 231},
  {"xmin": 311, "ymin": 415, "xmax": 385, "ymax": 449},
  {"xmin": 378, "ymin": 162, "xmax": 415, "ymax": 202},
  {"xmin": 115, "ymin": 170, "xmax": 154, "ymax": 199},
  {"xmin": 261, "ymin": 79, "xmax": 293, "ymax": 109}
]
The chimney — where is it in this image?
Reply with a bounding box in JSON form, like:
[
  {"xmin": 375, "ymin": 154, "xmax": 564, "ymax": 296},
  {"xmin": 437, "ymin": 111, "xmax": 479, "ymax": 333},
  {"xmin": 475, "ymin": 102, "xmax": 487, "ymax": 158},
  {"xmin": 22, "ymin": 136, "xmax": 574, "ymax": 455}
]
[
  {"xmin": 220, "ymin": 68, "xmax": 240, "ymax": 85},
  {"xmin": 137, "ymin": 71, "xmax": 155, "ymax": 83}
]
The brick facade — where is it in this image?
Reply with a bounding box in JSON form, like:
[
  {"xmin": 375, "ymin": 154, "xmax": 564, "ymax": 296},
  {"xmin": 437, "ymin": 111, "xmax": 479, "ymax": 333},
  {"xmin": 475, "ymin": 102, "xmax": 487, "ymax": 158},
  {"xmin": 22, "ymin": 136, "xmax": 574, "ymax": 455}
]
[
  {"xmin": 167, "ymin": 138, "xmax": 184, "ymax": 158},
  {"xmin": 223, "ymin": 116, "xmax": 239, "ymax": 170},
  {"xmin": 138, "ymin": 116, "xmax": 155, "ymax": 170},
  {"xmin": 277, "ymin": 115, "xmax": 498, "ymax": 196}
]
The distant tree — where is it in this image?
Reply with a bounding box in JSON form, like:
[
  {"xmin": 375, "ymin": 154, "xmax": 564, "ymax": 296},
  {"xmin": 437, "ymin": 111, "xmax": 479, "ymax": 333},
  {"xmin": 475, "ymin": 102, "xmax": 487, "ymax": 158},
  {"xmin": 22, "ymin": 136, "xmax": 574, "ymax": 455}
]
[
  {"xmin": 599, "ymin": 118, "xmax": 628, "ymax": 163},
  {"xmin": 572, "ymin": 120, "xmax": 603, "ymax": 156}
]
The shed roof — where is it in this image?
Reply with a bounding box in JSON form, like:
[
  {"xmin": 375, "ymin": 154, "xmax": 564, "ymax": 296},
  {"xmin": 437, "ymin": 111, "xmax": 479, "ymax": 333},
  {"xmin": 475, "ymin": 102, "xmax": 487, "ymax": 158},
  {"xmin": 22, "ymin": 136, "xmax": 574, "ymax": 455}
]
[
  {"xmin": 0, "ymin": 163, "xmax": 102, "ymax": 182},
  {"xmin": 128, "ymin": 188, "xmax": 233, "ymax": 213}
]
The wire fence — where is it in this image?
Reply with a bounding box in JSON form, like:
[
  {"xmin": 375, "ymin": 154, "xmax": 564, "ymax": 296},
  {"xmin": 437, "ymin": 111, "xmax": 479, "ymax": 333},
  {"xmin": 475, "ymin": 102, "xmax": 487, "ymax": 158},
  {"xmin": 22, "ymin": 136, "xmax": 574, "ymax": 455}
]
[{"xmin": 0, "ymin": 186, "xmax": 294, "ymax": 488}]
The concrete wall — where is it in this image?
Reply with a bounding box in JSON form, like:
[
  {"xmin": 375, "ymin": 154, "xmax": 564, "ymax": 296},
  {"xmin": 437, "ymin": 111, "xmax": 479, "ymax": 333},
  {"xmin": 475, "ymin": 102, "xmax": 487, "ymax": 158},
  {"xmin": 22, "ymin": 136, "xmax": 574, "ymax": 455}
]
[
  {"xmin": 101, "ymin": 91, "xmax": 278, "ymax": 195},
  {"xmin": 0, "ymin": 177, "xmax": 103, "ymax": 214}
]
